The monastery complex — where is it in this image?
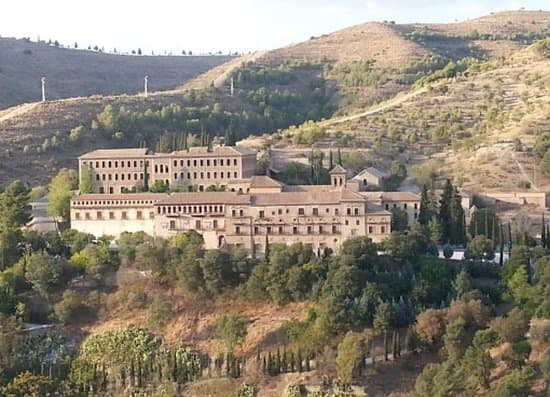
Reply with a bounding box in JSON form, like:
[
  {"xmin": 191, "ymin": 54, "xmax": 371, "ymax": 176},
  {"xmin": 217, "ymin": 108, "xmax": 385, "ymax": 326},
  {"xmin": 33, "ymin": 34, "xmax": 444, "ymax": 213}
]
[{"xmin": 71, "ymin": 146, "xmax": 423, "ymax": 254}]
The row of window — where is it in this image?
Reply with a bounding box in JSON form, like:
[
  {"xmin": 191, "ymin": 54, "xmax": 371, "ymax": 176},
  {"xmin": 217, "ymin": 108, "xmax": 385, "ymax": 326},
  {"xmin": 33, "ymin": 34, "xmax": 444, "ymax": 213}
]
[
  {"xmin": 234, "ymin": 224, "xmax": 387, "ymax": 235},
  {"xmin": 74, "ymin": 210, "xmax": 154, "ymax": 221},
  {"xmin": 158, "ymin": 205, "xmax": 225, "ymax": 215},
  {"xmin": 174, "ymin": 171, "xmax": 239, "ymax": 180},
  {"xmin": 168, "ymin": 219, "xmax": 219, "ymax": 230},
  {"xmin": 385, "ymin": 202, "xmax": 419, "ymax": 210},
  {"xmin": 84, "ymin": 160, "xmax": 146, "ymax": 169},
  {"xmin": 171, "ymin": 158, "xmax": 239, "ymax": 168},
  {"xmin": 73, "ymin": 199, "xmax": 156, "ymax": 206},
  {"xmin": 84, "ymin": 157, "xmax": 240, "ymax": 171},
  {"xmin": 93, "ymin": 170, "xmax": 240, "ymax": 183},
  {"xmin": 255, "ymin": 207, "xmax": 362, "ymax": 218}
]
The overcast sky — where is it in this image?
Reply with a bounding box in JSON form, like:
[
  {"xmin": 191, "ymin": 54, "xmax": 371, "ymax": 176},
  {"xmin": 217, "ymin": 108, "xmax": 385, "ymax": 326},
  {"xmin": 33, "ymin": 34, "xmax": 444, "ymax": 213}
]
[{"xmin": 1, "ymin": 0, "xmax": 548, "ymax": 54}]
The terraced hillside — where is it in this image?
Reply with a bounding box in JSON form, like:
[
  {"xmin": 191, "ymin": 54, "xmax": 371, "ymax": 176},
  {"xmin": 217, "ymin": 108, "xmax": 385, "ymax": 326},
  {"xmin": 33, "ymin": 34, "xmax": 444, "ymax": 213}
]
[
  {"xmin": 0, "ymin": 37, "xmax": 234, "ymax": 109},
  {"xmin": 1, "ymin": 11, "xmax": 548, "ymax": 186},
  {"xmin": 254, "ymin": 41, "xmax": 550, "ymax": 193}
]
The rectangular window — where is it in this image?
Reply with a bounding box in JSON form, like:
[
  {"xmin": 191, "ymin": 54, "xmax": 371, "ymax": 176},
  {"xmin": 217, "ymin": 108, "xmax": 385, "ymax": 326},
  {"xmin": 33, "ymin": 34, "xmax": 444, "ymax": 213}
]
[
  {"xmin": 85, "ymin": 212, "xmax": 91, "ymax": 220},
  {"xmin": 312, "ymin": 208, "xmax": 318, "ymax": 216},
  {"xmin": 173, "ymin": 160, "xmax": 177, "ymax": 167},
  {"xmin": 75, "ymin": 212, "xmax": 81, "ymax": 220},
  {"xmin": 278, "ymin": 209, "xmax": 282, "ymax": 215},
  {"xmin": 319, "ymin": 225, "xmax": 324, "ymax": 234},
  {"xmin": 96, "ymin": 174, "xmax": 100, "ymax": 181},
  {"xmin": 354, "ymin": 208, "xmax": 359, "ymax": 216},
  {"xmin": 414, "ymin": 203, "xmax": 418, "ymax": 210},
  {"xmin": 207, "ymin": 160, "xmax": 210, "ymax": 166},
  {"xmin": 404, "ymin": 203, "xmax": 408, "ymax": 209},
  {"xmin": 233, "ymin": 159, "xmax": 237, "ymax": 166},
  {"xmin": 196, "ymin": 220, "xmax": 201, "ymax": 229},
  {"xmin": 298, "ymin": 208, "xmax": 305, "ymax": 215},
  {"xmin": 114, "ymin": 161, "xmax": 118, "ymax": 168},
  {"xmin": 259, "ymin": 210, "xmax": 265, "ymax": 218},
  {"xmin": 381, "ymin": 226, "xmax": 386, "ymax": 234},
  {"xmin": 170, "ymin": 220, "xmax": 176, "ymax": 229},
  {"xmin": 213, "ymin": 220, "xmax": 218, "ymax": 229},
  {"xmin": 96, "ymin": 211, "xmax": 102, "ymax": 220},
  {"xmin": 239, "ymin": 210, "xmax": 244, "ymax": 217},
  {"xmin": 200, "ymin": 160, "xmax": 204, "ymax": 167},
  {"xmin": 347, "ymin": 208, "xmax": 351, "ymax": 215},
  {"xmin": 332, "ymin": 225, "xmax": 337, "ymax": 234},
  {"xmin": 109, "ymin": 212, "xmax": 115, "ymax": 220},
  {"xmin": 235, "ymin": 226, "xmax": 241, "ymax": 235},
  {"xmin": 108, "ymin": 161, "xmax": 112, "ymax": 168},
  {"xmin": 278, "ymin": 226, "xmax": 283, "ymax": 234},
  {"xmin": 254, "ymin": 226, "xmax": 259, "ymax": 234},
  {"xmin": 121, "ymin": 212, "xmax": 127, "ymax": 220},
  {"xmin": 137, "ymin": 211, "xmax": 143, "ymax": 219},
  {"xmin": 307, "ymin": 226, "xmax": 312, "ymax": 234},
  {"xmin": 267, "ymin": 226, "xmax": 272, "ymax": 234},
  {"xmin": 293, "ymin": 226, "xmax": 298, "ymax": 235}
]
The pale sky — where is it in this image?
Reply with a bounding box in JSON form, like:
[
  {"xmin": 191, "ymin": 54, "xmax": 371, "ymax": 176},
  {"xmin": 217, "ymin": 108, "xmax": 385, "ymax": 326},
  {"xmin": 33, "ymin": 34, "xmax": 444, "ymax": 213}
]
[{"xmin": 1, "ymin": 0, "xmax": 548, "ymax": 54}]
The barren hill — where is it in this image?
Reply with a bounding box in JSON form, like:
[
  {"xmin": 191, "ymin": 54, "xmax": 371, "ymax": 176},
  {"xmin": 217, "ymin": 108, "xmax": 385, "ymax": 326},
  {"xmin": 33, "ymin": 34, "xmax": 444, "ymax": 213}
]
[
  {"xmin": 0, "ymin": 37, "xmax": 234, "ymax": 109},
  {"xmin": 1, "ymin": 10, "xmax": 549, "ymax": 186},
  {"xmin": 261, "ymin": 40, "xmax": 550, "ymax": 193}
]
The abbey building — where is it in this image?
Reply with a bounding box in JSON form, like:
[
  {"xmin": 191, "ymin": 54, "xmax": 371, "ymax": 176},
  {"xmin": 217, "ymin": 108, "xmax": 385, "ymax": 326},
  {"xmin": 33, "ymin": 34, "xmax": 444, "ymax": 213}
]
[{"xmin": 71, "ymin": 146, "xmax": 422, "ymax": 254}]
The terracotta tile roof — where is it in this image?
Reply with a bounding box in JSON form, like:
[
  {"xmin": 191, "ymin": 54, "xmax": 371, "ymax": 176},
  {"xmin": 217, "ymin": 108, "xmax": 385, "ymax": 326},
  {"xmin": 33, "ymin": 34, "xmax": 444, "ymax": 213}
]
[
  {"xmin": 329, "ymin": 165, "xmax": 347, "ymax": 174},
  {"xmin": 71, "ymin": 193, "xmax": 166, "ymax": 202},
  {"xmin": 361, "ymin": 191, "xmax": 420, "ymax": 202},
  {"xmin": 249, "ymin": 176, "xmax": 284, "ymax": 189},
  {"xmin": 79, "ymin": 148, "xmax": 149, "ymax": 159},
  {"xmin": 251, "ymin": 187, "xmax": 365, "ymax": 206},
  {"xmin": 354, "ymin": 167, "xmax": 390, "ymax": 179},
  {"xmin": 156, "ymin": 192, "xmax": 251, "ymax": 205}
]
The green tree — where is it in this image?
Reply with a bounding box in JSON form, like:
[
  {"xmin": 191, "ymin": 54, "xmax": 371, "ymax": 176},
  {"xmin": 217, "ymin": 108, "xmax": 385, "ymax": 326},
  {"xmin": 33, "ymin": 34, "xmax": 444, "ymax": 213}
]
[
  {"xmin": 452, "ymin": 269, "xmax": 473, "ymax": 300},
  {"xmin": 150, "ymin": 180, "xmax": 169, "ymax": 193},
  {"xmin": 0, "ymin": 180, "xmax": 31, "ymax": 228},
  {"xmin": 216, "ymin": 314, "xmax": 247, "ymax": 353},
  {"xmin": 47, "ymin": 169, "xmax": 78, "ymax": 220},
  {"xmin": 335, "ymin": 331, "xmax": 366, "ymax": 384},
  {"xmin": 468, "ymin": 235, "xmax": 495, "ymax": 261},
  {"xmin": 147, "ymin": 296, "xmax": 173, "ymax": 329},
  {"xmin": 443, "ymin": 317, "xmax": 467, "ymax": 360},
  {"xmin": 79, "ymin": 164, "xmax": 95, "ymax": 193},
  {"xmin": 390, "ymin": 207, "xmax": 409, "ymax": 232},
  {"xmin": 24, "ymin": 252, "xmax": 63, "ymax": 297},
  {"xmin": 418, "ymin": 184, "xmax": 436, "ymax": 226},
  {"xmin": 54, "ymin": 290, "xmax": 87, "ymax": 325},
  {"xmin": 0, "ymin": 371, "xmax": 57, "ymax": 397}
]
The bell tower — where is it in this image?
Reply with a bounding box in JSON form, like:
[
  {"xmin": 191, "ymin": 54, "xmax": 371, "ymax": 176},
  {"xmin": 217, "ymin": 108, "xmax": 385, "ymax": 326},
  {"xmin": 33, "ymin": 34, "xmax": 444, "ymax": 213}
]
[{"xmin": 329, "ymin": 165, "xmax": 347, "ymax": 189}]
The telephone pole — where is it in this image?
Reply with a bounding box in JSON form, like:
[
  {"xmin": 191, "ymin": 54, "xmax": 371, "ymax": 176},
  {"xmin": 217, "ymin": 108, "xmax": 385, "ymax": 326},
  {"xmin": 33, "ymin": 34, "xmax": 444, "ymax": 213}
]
[
  {"xmin": 41, "ymin": 77, "xmax": 46, "ymax": 102},
  {"xmin": 144, "ymin": 76, "xmax": 148, "ymax": 98}
]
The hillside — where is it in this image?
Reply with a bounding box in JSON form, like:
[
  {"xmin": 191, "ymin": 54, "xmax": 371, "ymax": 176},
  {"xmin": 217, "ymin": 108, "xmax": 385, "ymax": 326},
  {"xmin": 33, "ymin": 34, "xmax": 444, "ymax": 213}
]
[
  {"xmin": 250, "ymin": 40, "xmax": 550, "ymax": 194},
  {"xmin": 0, "ymin": 37, "xmax": 234, "ymax": 109},
  {"xmin": 0, "ymin": 10, "xmax": 549, "ymax": 186}
]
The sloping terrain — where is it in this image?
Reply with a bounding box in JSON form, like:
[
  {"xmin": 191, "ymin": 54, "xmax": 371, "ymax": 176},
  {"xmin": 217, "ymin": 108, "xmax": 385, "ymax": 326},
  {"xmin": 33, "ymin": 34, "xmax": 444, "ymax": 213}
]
[
  {"xmin": 263, "ymin": 42, "xmax": 550, "ymax": 193},
  {"xmin": 0, "ymin": 37, "xmax": 234, "ymax": 109},
  {"xmin": 0, "ymin": 11, "xmax": 548, "ymax": 187}
]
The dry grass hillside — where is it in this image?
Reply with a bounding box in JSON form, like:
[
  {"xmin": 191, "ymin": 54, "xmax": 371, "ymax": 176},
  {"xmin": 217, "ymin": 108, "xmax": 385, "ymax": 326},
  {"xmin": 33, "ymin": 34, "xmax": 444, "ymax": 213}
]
[
  {"xmin": 0, "ymin": 37, "xmax": 234, "ymax": 109},
  {"xmin": 0, "ymin": 11, "xmax": 548, "ymax": 187},
  {"xmin": 259, "ymin": 41, "xmax": 550, "ymax": 193}
]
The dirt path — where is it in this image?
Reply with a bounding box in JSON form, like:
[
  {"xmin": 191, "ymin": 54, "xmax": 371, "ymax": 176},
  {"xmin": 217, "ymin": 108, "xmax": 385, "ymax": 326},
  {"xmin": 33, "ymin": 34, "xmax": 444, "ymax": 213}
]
[{"xmin": 321, "ymin": 86, "xmax": 428, "ymax": 127}]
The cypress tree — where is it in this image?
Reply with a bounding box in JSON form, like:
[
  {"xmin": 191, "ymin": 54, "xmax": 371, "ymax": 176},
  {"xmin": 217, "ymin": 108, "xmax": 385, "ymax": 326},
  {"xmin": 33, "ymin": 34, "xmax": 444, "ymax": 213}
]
[
  {"xmin": 547, "ymin": 225, "xmax": 550, "ymax": 249},
  {"xmin": 418, "ymin": 184, "xmax": 432, "ymax": 226},
  {"xmin": 337, "ymin": 147, "xmax": 342, "ymax": 166},
  {"xmin": 508, "ymin": 222, "xmax": 513, "ymax": 251},
  {"xmin": 329, "ymin": 150, "xmax": 334, "ymax": 170},
  {"xmin": 439, "ymin": 179, "xmax": 454, "ymax": 243},
  {"xmin": 297, "ymin": 349, "xmax": 303, "ymax": 372},
  {"xmin": 542, "ymin": 214, "xmax": 546, "ymax": 248},
  {"xmin": 499, "ymin": 222, "xmax": 504, "ymax": 267}
]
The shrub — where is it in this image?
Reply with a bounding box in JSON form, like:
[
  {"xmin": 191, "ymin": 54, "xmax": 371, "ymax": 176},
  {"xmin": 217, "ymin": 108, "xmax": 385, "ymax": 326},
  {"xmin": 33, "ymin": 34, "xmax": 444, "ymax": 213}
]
[
  {"xmin": 54, "ymin": 290, "xmax": 87, "ymax": 325},
  {"xmin": 147, "ymin": 296, "xmax": 173, "ymax": 328}
]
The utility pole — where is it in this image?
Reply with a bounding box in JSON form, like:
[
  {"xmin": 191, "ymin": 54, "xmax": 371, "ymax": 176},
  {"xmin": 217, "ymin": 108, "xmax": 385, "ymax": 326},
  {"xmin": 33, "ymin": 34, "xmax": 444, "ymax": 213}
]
[
  {"xmin": 144, "ymin": 76, "xmax": 148, "ymax": 98},
  {"xmin": 41, "ymin": 77, "xmax": 46, "ymax": 102},
  {"xmin": 230, "ymin": 77, "xmax": 234, "ymax": 97}
]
